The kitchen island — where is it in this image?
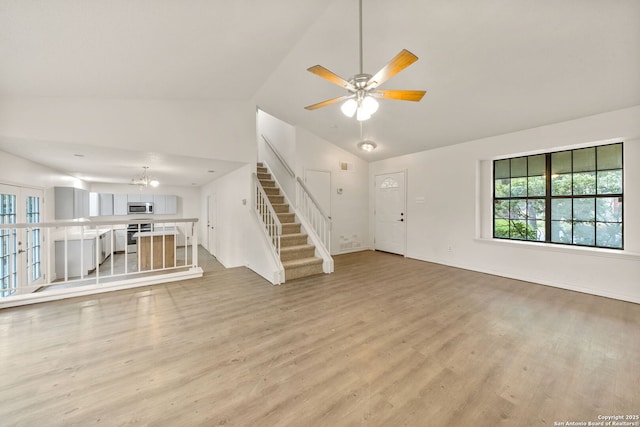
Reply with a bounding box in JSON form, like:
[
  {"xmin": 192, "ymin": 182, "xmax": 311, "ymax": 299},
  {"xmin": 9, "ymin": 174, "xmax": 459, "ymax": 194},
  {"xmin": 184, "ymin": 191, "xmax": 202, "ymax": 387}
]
[{"xmin": 134, "ymin": 230, "xmax": 177, "ymax": 270}]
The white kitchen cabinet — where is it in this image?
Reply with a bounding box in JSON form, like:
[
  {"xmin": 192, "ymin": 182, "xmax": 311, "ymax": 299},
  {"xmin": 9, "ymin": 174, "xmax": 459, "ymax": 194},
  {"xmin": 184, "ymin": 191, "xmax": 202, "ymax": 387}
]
[
  {"xmin": 90, "ymin": 193, "xmax": 114, "ymax": 217},
  {"xmin": 153, "ymin": 195, "xmax": 166, "ymax": 214},
  {"xmin": 55, "ymin": 238, "xmax": 96, "ymax": 278},
  {"xmin": 99, "ymin": 193, "xmax": 114, "ymax": 216},
  {"xmin": 55, "ymin": 230, "xmax": 114, "ymax": 278},
  {"xmin": 55, "ymin": 187, "xmax": 90, "ymax": 220},
  {"xmin": 76, "ymin": 188, "xmax": 90, "ymax": 219},
  {"xmin": 115, "ymin": 229, "xmax": 126, "ymax": 252},
  {"xmin": 114, "ymin": 194, "xmax": 128, "ymax": 215},
  {"xmin": 165, "ymin": 195, "xmax": 177, "ymax": 214},
  {"xmin": 90, "ymin": 192, "xmax": 100, "ymax": 217},
  {"xmin": 99, "ymin": 230, "xmax": 112, "ymax": 263},
  {"xmin": 127, "ymin": 194, "xmax": 153, "ymax": 203}
]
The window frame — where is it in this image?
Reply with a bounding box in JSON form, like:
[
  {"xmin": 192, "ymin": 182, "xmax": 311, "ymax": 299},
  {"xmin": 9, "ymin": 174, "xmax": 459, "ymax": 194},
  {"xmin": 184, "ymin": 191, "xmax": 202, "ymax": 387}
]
[{"xmin": 493, "ymin": 142, "xmax": 623, "ymax": 250}]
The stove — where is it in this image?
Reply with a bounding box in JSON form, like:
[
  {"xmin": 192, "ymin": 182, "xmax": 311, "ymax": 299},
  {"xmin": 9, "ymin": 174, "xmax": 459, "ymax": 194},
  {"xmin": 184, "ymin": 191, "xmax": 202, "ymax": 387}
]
[{"xmin": 127, "ymin": 223, "xmax": 151, "ymax": 253}]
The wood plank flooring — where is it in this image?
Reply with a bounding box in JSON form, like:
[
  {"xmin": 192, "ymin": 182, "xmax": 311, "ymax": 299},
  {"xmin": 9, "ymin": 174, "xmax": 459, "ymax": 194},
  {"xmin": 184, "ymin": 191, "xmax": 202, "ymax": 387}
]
[{"xmin": 1, "ymin": 249, "xmax": 638, "ymax": 426}]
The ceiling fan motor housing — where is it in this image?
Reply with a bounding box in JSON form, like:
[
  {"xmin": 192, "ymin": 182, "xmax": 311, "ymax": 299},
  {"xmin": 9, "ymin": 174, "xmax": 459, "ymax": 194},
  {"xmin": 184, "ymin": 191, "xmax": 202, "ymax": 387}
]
[{"xmin": 350, "ymin": 73, "xmax": 373, "ymax": 90}]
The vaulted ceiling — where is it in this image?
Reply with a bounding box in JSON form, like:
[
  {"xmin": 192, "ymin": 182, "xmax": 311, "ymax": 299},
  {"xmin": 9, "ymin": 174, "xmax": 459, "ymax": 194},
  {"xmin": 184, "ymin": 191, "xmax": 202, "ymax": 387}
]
[{"xmin": 1, "ymin": 0, "xmax": 639, "ymax": 185}]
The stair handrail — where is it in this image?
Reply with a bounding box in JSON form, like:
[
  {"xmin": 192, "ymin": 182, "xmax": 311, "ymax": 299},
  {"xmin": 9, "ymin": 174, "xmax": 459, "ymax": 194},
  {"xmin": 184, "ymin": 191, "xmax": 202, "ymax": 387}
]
[
  {"xmin": 296, "ymin": 177, "xmax": 332, "ymax": 253},
  {"xmin": 252, "ymin": 173, "xmax": 285, "ymax": 284},
  {"xmin": 262, "ymin": 134, "xmax": 295, "ymax": 177}
]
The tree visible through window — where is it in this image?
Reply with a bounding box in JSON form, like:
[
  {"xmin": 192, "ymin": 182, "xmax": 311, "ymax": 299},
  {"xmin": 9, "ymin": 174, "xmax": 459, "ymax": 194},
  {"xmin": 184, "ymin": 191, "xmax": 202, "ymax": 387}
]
[{"xmin": 493, "ymin": 142, "xmax": 623, "ymax": 249}]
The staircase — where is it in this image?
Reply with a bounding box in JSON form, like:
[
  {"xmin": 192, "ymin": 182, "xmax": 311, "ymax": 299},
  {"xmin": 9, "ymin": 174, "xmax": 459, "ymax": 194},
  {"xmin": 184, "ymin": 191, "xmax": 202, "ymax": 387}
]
[{"xmin": 257, "ymin": 163, "xmax": 324, "ymax": 281}]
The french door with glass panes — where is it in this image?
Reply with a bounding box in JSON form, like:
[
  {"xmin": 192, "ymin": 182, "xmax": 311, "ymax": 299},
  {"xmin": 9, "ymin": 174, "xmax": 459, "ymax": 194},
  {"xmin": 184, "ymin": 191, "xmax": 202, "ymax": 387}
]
[{"xmin": 0, "ymin": 184, "xmax": 44, "ymax": 297}]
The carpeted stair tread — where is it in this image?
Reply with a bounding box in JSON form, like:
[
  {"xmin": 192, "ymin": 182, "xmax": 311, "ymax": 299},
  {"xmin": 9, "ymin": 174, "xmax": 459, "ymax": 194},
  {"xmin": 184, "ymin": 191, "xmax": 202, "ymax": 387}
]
[
  {"xmin": 268, "ymin": 195, "xmax": 285, "ymax": 204},
  {"xmin": 281, "ymin": 223, "xmax": 301, "ymax": 234},
  {"xmin": 280, "ymin": 244, "xmax": 316, "ymax": 261},
  {"xmin": 263, "ymin": 187, "xmax": 280, "ymax": 195},
  {"xmin": 281, "ymin": 243, "xmax": 315, "ymax": 252},
  {"xmin": 277, "ymin": 213, "xmax": 295, "ymax": 222},
  {"xmin": 280, "ymin": 233, "xmax": 308, "ymax": 247},
  {"xmin": 282, "ymin": 257, "xmax": 323, "ymax": 268}
]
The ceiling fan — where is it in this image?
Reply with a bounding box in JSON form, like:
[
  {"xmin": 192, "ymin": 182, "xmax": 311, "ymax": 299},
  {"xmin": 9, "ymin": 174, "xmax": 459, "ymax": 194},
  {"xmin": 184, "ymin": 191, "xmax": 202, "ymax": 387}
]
[{"xmin": 304, "ymin": 0, "xmax": 426, "ymax": 121}]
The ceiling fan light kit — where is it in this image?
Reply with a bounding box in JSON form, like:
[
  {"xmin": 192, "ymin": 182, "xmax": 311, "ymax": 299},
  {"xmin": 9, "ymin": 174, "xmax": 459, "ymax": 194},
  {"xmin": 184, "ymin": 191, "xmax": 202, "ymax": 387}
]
[
  {"xmin": 358, "ymin": 140, "xmax": 377, "ymax": 152},
  {"xmin": 304, "ymin": 0, "xmax": 426, "ymax": 121}
]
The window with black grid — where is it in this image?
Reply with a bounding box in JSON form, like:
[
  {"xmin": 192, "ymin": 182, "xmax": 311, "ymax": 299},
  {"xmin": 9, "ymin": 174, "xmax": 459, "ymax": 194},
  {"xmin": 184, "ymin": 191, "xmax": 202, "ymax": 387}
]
[{"xmin": 493, "ymin": 142, "xmax": 623, "ymax": 249}]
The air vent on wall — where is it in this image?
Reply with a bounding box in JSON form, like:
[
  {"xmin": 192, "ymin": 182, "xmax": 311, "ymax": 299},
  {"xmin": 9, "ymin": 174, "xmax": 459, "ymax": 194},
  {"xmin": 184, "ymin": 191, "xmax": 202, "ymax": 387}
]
[{"xmin": 340, "ymin": 161, "xmax": 354, "ymax": 171}]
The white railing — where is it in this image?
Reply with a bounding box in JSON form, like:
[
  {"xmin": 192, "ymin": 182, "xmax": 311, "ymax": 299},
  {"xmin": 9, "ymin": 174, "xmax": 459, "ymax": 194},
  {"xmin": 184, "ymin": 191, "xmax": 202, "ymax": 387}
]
[
  {"xmin": 296, "ymin": 177, "xmax": 331, "ymax": 253},
  {"xmin": 0, "ymin": 218, "xmax": 202, "ymax": 308},
  {"xmin": 252, "ymin": 174, "xmax": 285, "ymax": 283}
]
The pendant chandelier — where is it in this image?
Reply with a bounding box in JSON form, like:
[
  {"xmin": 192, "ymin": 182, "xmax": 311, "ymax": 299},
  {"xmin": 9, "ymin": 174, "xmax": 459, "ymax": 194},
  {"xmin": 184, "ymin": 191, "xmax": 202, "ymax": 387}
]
[{"xmin": 130, "ymin": 166, "xmax": 159, "ymax": 188}]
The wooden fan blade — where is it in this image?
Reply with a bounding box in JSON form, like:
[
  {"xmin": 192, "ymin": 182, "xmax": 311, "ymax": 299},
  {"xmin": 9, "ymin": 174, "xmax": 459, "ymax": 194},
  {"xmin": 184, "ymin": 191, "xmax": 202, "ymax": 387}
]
[
  {"xmin": 366, "ymin": 49, "xmax": 419, "ymax": 89},
  {"xmin": 307, "ymin": 65, "xmax": 354, "ymax": 90},
  {"xmin": 304, "ymin": 95, "xmax": 351, "ymax": 110},
  {"xmin": 374, "ymin": 89, "xmax": 426, "ymax": 102}
]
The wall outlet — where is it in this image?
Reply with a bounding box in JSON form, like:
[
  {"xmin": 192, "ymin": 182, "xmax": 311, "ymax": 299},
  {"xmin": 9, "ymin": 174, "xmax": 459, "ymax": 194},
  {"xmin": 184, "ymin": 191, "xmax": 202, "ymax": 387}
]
[{"xmin": 447, "ymin": 245, "xmax": 452, "ymax": 252}]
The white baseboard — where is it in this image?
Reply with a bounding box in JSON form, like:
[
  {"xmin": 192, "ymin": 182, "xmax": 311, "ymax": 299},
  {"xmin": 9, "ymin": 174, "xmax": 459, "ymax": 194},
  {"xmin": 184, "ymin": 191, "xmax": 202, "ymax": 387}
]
[{"xmin": 406, "ymin": 255, "xmax": 640, "ymax": 305}]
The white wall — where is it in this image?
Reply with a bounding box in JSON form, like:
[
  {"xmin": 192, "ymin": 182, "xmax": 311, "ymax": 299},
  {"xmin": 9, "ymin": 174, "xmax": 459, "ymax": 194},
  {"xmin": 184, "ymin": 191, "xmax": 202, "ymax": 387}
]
[
  {"xmin": 0, "ymin": 97, "xmax": 257, "ymax": 163},
  {"xmin": 200, "ymin": 164, "xmax": 250, "ymax": 267},
  {"xmin": 371, "ymin": 106, "xmax": 640, "ymax": 303},
  {"xmin": 295, "ymin": 127, "xmax": 370, "ymax": 254},
  {"xmin": 257, "ymin": 109, "xmax": 297, "ymax": 201},
  {"xmin": 0, "ymin": 149, "xmax": 90, "ymax": 221}
]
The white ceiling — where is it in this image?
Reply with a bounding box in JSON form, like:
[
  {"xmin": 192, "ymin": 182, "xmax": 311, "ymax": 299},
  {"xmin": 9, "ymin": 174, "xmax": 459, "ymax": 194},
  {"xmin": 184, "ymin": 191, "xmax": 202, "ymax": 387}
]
[
  {"xmin": 0, "ymin": 137, "xmax": 244, "ymax": 187},
  {"xmin": 1, "ymin": 0, "xmax": 639, "ymax": 185}
]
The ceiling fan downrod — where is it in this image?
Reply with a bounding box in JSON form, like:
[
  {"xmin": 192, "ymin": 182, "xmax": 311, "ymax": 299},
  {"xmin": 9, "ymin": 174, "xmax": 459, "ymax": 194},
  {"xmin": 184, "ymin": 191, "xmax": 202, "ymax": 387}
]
[{"xmin": 359, "ymin": 0, "xmax": 363, "ymax": 75}]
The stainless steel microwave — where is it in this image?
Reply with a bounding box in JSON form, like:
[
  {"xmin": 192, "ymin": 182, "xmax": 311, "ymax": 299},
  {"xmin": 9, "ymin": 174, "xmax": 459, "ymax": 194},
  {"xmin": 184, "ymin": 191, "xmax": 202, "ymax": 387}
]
[{"xmin": 127, "ymin": 202, "xmax": 154, "ymax": 214}]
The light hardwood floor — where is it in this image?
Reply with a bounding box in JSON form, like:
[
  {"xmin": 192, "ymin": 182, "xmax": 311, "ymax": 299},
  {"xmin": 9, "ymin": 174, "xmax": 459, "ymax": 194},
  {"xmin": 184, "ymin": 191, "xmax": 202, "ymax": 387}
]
[{"xmin": 1, "ymin": 249, "xmax": 638, "ymax": 426}]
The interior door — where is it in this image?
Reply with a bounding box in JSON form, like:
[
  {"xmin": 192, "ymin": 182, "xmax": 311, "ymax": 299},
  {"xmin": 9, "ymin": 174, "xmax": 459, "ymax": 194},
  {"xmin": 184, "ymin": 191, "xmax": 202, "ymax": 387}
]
[
  {"xmin": 0, "ymin": 184, "xmax": 44, "ymax": 297},
  {"xmin": 374, "ymin": 172, "xmax": 406, "ymax": 255},
  {"xmin": 207, "ymin": 193, "xmax": 217, "ymax": 257},
  {"xmin": 304, "ymin": 169, "xmax": 331, "ymax": 218}
]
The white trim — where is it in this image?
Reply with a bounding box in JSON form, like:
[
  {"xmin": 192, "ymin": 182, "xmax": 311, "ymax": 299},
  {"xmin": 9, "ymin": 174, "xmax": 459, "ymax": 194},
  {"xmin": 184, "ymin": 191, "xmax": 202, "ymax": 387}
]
[
  {"xmin": 474, "ymin": 237, "xmax": 640, "ymax": 261},
  {"xmin": 406, "ymin": 254, "xmax": 640, "ymax": 305},
  {"xmin": 491, "ymin": 137, "xmax": 624, "ymax": 160},
  {"xmin": 335, "ymin": 247, "xmax": 371, "ymax": 255}
]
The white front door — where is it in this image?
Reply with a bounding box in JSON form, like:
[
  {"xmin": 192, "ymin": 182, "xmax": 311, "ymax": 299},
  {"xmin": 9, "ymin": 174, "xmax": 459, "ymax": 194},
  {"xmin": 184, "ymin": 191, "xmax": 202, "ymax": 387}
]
[
  {"xmin": 0, "ymin": 184, "xmax": 45, "ymax": 297},
  {"xmin": 374, "ymin": 172, "xmax": 406, "ymax": 255},
  {"xmin": 207, "ymin": 193, "xmax": 217, "ymax": 257}
]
